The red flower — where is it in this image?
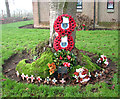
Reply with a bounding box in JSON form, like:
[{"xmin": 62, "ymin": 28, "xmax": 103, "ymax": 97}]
[
  {"xmin": 100, "ymin": 58, "xmax": 103, "ymax": 61},
  {"xmin": 82, "ymin": 24, "xmax": 85, "ymax": 27},
  {"xmin": 81, "ymin": 69, "xmax": 88, "ymax": 75},
  {"xmin": 74, "ymin": 72, "xmax": 79, "ymax": 76},
  {"xmin": 84, "ymin": 75, "xmax": 89, "ymax": 79},
  {"xmin": 63, "ymin": 62, "xmax": 70, "ymax": 67},
  {"xmin": 77, "ymin": 29, "xmax": 80, "ymax": 31},
  {"xmin": 104, "ymin": 56, "xmax": 107, "ymax": 59},
  {"xmin": 78, "ymin": 77, "xmax": 83, "ymax": 83},
  {"xmin": 59, "ymin": 56, "xmax": 63, "ymax": 60},
  {"xmin": 38, "ymin": 78, "xmax": 40, "ymax": 80},
  {"xmin": 112, "ymin": 53, "xmax": 114, "ymax": 55},
  {"xmin": 67, "ymin": 55, "xmax": 71, "ymax": 60}
]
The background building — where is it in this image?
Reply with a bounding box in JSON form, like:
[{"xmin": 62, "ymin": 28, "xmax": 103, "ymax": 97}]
[{"xmin": 32, "ymin": 0, "xmax": 118, "ymax": 28}]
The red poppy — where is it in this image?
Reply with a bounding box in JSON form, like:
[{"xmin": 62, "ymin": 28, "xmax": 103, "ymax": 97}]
[
  {"xmin": 81, "ymin": 69, "xmax": 88, "ymax": 75},
  {"xmin": 67, "ymin": 55, "xmax": 71, "ymax": 60},
  {"xmin": 104, "ymin": 56, "xmax": 107, "ymax": 59},
  {"xmin": 100, "ymin": 58, "xmax": 103, "ymax": 61},
  {"xmin": 84, "ymin": 75, "xmax": 89, "ymax": 79},
  {"xmin": 74, "ymin": 72, "xmax": 79, "ymax": 76},
  {"xmin": 82, "ymin": 24, "xmax": 85, "ymax": 27},
  {"xmin": 59, "ymin": 56, "xmax": 63, "ymax": 60},
  {"xmin": 63, "ymin": 62, "xmax": 70, "ymax": 67},
  {"xmin": 78, "ymin": 77, "xmax": 83, "ymax": 83}
]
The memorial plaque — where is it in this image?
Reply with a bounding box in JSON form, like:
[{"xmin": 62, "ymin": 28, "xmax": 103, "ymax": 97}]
[{"xmin": 58, "ymin": 66, "xmax": 68, "ymax": 74}]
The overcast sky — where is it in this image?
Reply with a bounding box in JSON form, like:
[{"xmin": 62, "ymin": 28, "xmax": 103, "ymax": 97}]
[{"xmin": 0, "ymin": 0, "xmax": 33, "ymax": 15}]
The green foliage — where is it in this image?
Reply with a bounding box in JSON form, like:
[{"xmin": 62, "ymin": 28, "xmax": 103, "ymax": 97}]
[
  {"xmin": 53, "ymin": 49, "xmax": 76, "ymax": 67},
  {"xmin": 16, "ymin": 48, "xmax": 53, "ymax": 78},
  {"xmin": 30, "ymin": 40, "xmax": 49, "ymax": 57},
  {"xmin": 69, "ymin": 65, "xmax": 82, "ymax": 77}
]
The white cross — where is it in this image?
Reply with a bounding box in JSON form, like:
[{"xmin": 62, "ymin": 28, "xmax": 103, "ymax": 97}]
[
  {"xmin": 21, "ymin": 73, "xmax": 25, "ymax": 80},
  {"xmin": 45, "ymin": 77, "xmax": 51, "ymax": 84},
  {"xmin": 52, "ymin": 78, "xmax": 57, "ymax": 84},
  {"xmin": 60, "ymin": 78, "xmax": 66, "ymax": 84},
  {"xmin": 30, "ymin": 75, "xmax": 35, "ymax": 83},
  {"xmin": 16, "ymin": 71, "xmax": 19, "ymax": 77},
  {"xmin": 25, "ymin": 74, "xmax": 29, "ymax": 81},
  {"xmin": 37, "ymin": 76, "xmax": 42, "ymax": 83}
]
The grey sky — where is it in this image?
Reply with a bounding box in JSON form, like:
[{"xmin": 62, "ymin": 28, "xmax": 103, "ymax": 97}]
[{"xmin": 0, "ymin": 0, "xmax": 32, "ymax": 15}]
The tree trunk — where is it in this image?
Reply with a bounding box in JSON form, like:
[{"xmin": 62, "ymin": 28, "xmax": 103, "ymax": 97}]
[
  {"xmin": 49, "ymin": 1, "xmax": 77, "ymax": 48},
  {"xmin": 49, "ymin": 0, "xmax": 66, "ymax": 47},
  {"xmin": 63, "ymin": 2, "xmax": 77, "ymax": 45},
  {"xmin": 5, "ymin": 0, "xmax": 11, "ymax": 17}
]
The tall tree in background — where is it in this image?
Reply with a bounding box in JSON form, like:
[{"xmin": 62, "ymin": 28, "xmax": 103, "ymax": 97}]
[
  {"xmin": 49, "ymin": 0, "xmax": 77, "ymax": 47},
  {"xmin": 5, "ymin": 0, "xmax": 11, "ymax": 17}
]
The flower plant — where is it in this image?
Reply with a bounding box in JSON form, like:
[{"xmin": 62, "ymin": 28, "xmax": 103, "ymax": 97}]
[
  {"xmin": 73, "ymin": 67, "xmax": 91, "ymax": 83},
  {"xmin": 53, "ymin": 49, "xmax": 76, "ymax": 69},
  {"xmin": 48, "ymin": 62, "xmax": 56, "ymax": 75},
  {"xmin": 96, "ymin": 54, "xmax": 109, "ymax": 66},
  {"xmin": 77, "ymin": 24, "xmax": 87, "ymax": 31}
]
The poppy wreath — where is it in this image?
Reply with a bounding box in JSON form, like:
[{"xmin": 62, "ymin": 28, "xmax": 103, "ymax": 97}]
[
  {"xmin": 53, "ymin": 35, "xmax": 74, "ymax": 51},
  {"xmin": 53, "ymin": 14, "xmax": 76, "ymax": 51},
  {"xmin": 54, "ymin": 14, "xmax": 76, "ymax": 35}
]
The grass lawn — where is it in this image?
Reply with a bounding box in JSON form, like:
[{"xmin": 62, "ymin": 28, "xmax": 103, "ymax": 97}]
[
  {"xmin": 1, "ymin": 20, "xmax": 49, "ymax": 64},
  {"xmin": 1, "ymin": 20, "xmax": 119, "ymax": 97}
]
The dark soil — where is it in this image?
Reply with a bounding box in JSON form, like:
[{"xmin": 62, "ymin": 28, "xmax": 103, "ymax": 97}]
[
  {"xmin": 19, "ymin": 24, "xmax": 50, "ymax": 29},
  {"xmin": 2, "ymin": 45, "xmax": 117, "ymax": 86},
  {"xmin": 2, "ymin": 51, "xmax": 31, "ymax": 82},
  {"xmin": 18, "ymin": 24, "xmax": 120, "ymax": 30},
  {"xmin": 0, "ymin": 17, "xmax": 32, "ymax": 24}
]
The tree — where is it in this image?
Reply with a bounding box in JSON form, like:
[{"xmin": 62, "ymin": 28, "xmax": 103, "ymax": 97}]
[
  {"xmin": 5, "ymin": 0, "xmax": 11, "ymax": 17},
  {"xmin": 49, "ymin": 0, "xmax": 77, "ymax": 48}
]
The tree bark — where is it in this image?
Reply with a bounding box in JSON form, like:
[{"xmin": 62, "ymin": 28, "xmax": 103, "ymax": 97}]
[
  {"xmin": 63, "ymin": 1, "xmax": 77, "ymax": 45},
  {"xmin": 5, "ymin": 0, "xmax": 11, "ymax": 17},
  {"xmin": 49, "ymin": 1, "xmax": 77, "ymax": 48}
]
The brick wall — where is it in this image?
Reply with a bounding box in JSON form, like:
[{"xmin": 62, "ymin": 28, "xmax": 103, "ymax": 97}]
[{"xmin": 32, "ymin": 2, "xmax": 40, "ymax": 28}]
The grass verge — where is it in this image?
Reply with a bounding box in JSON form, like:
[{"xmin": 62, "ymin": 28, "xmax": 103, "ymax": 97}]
[{"xmin": 1, "ymin": 21, "xmax": 119, "ymax": 97}]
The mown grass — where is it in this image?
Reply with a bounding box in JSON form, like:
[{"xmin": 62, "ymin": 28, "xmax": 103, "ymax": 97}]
[
  {"xmin": 1, "ymin": 20, "xmax": 119, "ymax": 97},
  {"xmin": 1, "ymin": 20, "xmax": 49, "ymax": 64},
  {"xmin": 76, "ymin": 30, "xmax": 118, "ymax": 62}
]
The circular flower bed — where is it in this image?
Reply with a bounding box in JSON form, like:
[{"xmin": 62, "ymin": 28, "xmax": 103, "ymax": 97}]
[{"xmin": 15, "ymin": 46, "xmax": 110, "ymax": 85}]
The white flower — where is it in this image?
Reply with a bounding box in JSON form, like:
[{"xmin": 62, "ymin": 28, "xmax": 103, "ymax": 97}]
[
  {"xmin": 81, "ymin": 78, "xmax": 90, "ymax": 83},
  {"xmin": 89, "ymin": 72, "xmax": 91, "ymax": 77},
  {"xmin": 101, "ymin": 55, "xmax": 104, "ymax": 58},
  {"xmin": 95, "ymin": 72, "xmax": 98, "ymax": 77},
  {"xmin": 79, "ymin": 72, "xmax": 87, "ymax": 78},
  {"xmin": 104, "ymin": 61, "xmax": 109, "ymax": 66}
]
